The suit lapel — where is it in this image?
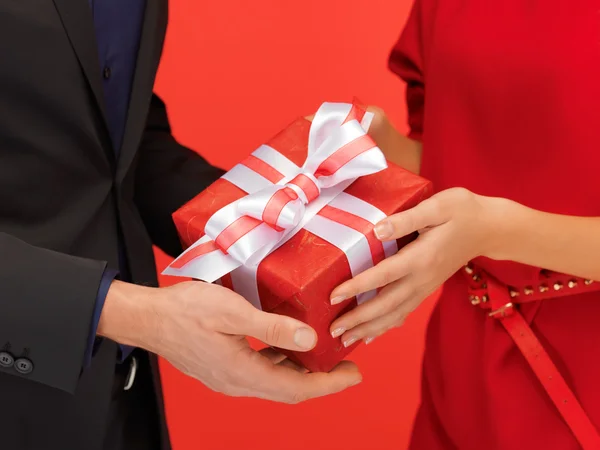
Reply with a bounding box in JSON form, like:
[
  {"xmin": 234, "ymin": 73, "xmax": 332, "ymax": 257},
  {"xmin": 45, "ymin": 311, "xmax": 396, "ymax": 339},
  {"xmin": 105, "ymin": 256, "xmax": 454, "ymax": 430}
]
[
  {"xmin": 52, "ymin": 0, "xmax": 115, "ymax": 167},
  {"xmin": 117, "ymin": 0, "xmax": 167, "ymax": 181},
  {"xmin": 52, "ymin": 0, "xmax": 108, "ymax": 129},
  {"xmin": 52, "ymin": 0, "xmax": 166, "ymax": 172}
]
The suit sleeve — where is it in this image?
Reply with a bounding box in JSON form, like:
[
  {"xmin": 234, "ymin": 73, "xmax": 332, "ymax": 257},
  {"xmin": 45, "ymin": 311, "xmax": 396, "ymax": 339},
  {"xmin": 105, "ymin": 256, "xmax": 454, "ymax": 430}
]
[
  {"xmin": 0, "ymin": 232, "xmax": 106, "ymax": 393},
  {"xmin": 388, "ymin": 0, "xmax": 432, "ymax": 141},
  {"xmin": 134, "ymin": 94, "xmax": 225, "ymax": 258}
]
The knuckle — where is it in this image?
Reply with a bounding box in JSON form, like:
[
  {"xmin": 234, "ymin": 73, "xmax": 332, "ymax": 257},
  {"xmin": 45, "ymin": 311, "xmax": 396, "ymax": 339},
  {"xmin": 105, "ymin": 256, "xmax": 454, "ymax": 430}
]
[
  {"xmin": 374, "ymin": 260, "xmax": 397, "ymax": 287},
  {"xmin": 351, "ymin": 275, "xmax": 371, "ymax": 294},
  {"xmin": 425, "ymin": 197, "xmax": 444, "ymax": 219},
  {"xmin": 450, "ymin": 186, "xmax": 471, "ymax": 199},
  {"xmin": 219, "ymin": 307, "xmax": 243, "ymax": 332},
  {"xmin": 401, "ymin": 212, "xmax": 417, "ymax": 233},
  {"xmin": 379, "ymin": 269, "xmax": 396, "ymax": 287},
  {"xmin": 198, "ymin": 314, "xmax": 222, "ymax": 331},
  {"xmin": 264, "ymin": 321, "xmax": 283, "ymax": 346},
  {"xmin": 446, "ymin": 187, "xmax": 475, "ymax": 209},
  {"xmin": 204, "ymin": 298, "xmax": 248, "ymax": 333}
]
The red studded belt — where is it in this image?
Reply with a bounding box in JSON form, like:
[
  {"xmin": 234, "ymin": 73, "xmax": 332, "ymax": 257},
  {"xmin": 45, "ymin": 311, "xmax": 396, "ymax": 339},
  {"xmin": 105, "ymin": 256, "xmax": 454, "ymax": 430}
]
[{"xmin": 465, "ymin": 265, "xmax": 600, "ymax": 449}]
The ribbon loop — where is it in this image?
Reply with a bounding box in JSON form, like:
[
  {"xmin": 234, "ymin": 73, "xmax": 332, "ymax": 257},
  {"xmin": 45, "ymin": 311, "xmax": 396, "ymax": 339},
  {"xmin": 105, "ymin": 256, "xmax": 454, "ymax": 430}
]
[
  {"xmin": 287, "ymin": 172, "xmax": 321, "ymax": 204},
  {"xmin": 165, "ymin": 101, "xmax": 389, "ymax": 283},
  {"xmin": 238, "ymin": 185, "xmax": 304, "ymax": 231}
]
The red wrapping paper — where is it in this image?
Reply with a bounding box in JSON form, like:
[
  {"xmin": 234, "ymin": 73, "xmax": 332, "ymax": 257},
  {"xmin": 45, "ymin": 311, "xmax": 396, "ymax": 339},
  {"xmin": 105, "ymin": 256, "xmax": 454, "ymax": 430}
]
[{"xmin": 173, "ymin": 117, "xmax": 432, "ymax": 372}]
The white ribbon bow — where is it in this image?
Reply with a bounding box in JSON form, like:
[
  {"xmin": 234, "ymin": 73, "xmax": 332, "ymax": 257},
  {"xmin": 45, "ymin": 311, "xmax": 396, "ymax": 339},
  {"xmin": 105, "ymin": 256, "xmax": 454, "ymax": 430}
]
[{"xmin": 166, "ymin": 102, "xmax": 388, "ymax": 283}]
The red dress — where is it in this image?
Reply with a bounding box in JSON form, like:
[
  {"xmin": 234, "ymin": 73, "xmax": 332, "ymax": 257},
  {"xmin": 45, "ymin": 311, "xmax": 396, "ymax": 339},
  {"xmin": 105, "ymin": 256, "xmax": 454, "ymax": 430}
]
[{"xmin": 389, "ymin": 1, "xmax": 600, "ymax": 449}]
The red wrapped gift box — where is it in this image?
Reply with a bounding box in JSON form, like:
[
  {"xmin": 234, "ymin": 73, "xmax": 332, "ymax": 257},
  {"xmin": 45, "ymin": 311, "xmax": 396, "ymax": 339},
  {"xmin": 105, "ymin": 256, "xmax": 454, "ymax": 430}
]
[{"xmin": 167, "ymin": 109, "xmax": 432, "ymax": 372}]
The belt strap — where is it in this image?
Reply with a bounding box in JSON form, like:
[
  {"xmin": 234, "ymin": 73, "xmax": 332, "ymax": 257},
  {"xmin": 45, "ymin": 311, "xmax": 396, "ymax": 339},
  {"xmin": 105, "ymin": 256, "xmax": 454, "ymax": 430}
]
[{"xmin": 465, "ymin": 265, "xmax": 600, "ymax": 449}]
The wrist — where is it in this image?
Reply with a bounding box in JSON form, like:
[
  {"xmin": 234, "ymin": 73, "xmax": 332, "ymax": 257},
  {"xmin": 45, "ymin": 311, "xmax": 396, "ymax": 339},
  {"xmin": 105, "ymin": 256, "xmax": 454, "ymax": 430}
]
[
  {"xmin": 97, "ymin": 280, "xmax": 162, "ymax": 351},
  {"xmin": 478, "ymin": 196, "xmax": 529, "ymax": 260}
]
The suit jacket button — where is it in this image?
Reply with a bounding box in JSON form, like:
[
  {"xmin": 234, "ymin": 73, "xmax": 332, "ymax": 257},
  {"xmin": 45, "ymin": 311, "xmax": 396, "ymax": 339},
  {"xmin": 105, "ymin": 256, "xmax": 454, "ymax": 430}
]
[
  {"xmin": 0, "ymin": 352, "xmax": 14, "ymax": 369},
  {"xmin": 14, "ymin": 358, "xmax": 33, "ymax": 375}
]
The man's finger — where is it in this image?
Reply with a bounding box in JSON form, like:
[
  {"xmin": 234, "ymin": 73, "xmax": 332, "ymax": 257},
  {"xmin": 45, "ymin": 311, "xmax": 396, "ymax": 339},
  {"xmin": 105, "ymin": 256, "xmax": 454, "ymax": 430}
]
[
  {"xmin": 252, "ymin": 360, "xmax": 362, "ymax": 404},
  {"xmin": 258, "ymin": 347, "xmax": 288, "ymax": 365},
  {"xmin": 235, "ymin": 308, "xmax": 318, "ymax": 353},
  {"xmin": 236, "ymin": 348, "xmax": 361, "ymax": 404},
  {"xmin": 277, "ymin": 358, "xmax": 309, "ymax": 373}
]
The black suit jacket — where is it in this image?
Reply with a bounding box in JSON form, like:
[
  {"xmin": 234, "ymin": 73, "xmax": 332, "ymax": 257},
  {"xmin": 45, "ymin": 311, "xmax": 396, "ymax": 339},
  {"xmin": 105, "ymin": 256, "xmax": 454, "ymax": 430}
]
[{"xmin": 0, "ymin": 1, "xmax": 223, "ymax": 449}]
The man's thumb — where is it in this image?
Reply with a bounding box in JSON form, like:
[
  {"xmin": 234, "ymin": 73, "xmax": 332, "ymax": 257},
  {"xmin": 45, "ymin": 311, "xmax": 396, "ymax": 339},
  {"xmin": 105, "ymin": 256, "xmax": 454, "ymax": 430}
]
[{"xmin": 243, "ymin": 309, "xmax": 317, "ymax": 352}]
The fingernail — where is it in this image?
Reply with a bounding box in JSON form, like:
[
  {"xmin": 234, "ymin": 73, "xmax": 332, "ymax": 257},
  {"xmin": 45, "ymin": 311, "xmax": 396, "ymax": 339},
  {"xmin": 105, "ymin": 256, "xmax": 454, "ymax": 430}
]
[
  {"xmin": 343, "ymin": 337, "xmax": 358, "ymax": 348},
  {"xmin": 351, "ymin": 378, "xmax": 362, "ymax": 387},
  {"xmin": 331, "ymin": 295, "xmax": 349, "ymax": 305},
  {"xmin": 331, "ymin": 327, "xmax": 345, "ymax": 338},
  {"xmin": 294, "ymin": 327, "xmax": 316, "ymax": 350},
  {"xmin": 365, "ymin": 337, "xmax": 376, "ymax": 345},
  {"xmin": 374, "ymin": 221, "xmax": 393, "ymax": 240}
]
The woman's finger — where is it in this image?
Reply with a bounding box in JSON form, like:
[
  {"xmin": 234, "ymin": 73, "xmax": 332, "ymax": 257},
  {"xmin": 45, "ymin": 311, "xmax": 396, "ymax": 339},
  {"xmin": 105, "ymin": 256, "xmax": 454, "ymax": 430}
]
[
  {"xmin": 329, "ymin": 277, "xmax": 414, "ymax": 338},
  {"xmin": 373, "ymin": 196, "xmax": 449, "ymax": 242},
  {"xmin": 340, "ymin": 298, "xmax": 420, "ymax": 346},
  {"xmin": 331, "ymin": 240, "xmax": 420, "ymax": 303}
]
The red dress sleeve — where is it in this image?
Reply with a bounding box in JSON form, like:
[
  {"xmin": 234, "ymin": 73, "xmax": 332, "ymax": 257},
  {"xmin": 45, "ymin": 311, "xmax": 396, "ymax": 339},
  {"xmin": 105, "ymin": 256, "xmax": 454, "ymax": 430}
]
[{"xmin": 388, "ymin": 0, "xmax": 431, "ymax": 141}]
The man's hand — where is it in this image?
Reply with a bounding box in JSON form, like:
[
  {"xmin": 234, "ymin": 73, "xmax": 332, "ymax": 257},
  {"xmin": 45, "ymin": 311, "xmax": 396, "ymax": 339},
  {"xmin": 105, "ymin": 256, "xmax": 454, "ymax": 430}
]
[{"xmin": 99, "ymin": 281, "xmax": 362, "ymax": 404}]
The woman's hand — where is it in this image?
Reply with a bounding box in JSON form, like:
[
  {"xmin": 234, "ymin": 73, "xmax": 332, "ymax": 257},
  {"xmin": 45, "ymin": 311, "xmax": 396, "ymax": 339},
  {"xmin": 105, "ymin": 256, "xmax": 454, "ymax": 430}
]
[
  {"xmin": 306, "ymin": 106, "xmax": 423, "ymax": 174},
  {"xmin": 364, "ymin": 106, "xmax": 423, "ymax": 174},
  {"xmin": 329, "ymin": 188, "xmax": 506, "ymax": 346}
]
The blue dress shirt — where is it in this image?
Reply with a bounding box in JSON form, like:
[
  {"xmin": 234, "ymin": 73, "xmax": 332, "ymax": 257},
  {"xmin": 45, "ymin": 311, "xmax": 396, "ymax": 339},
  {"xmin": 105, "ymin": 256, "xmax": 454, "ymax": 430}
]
[{"xmin": 84, "ymin": 0, "xmax": 147, "ymax": 367}]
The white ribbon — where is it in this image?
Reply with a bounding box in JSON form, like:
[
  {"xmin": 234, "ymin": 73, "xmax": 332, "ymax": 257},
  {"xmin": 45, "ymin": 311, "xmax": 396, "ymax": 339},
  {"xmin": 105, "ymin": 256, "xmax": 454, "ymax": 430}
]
[{"xmin": 164, "ymin": 102, "xmax": 397, "ymax": 307}]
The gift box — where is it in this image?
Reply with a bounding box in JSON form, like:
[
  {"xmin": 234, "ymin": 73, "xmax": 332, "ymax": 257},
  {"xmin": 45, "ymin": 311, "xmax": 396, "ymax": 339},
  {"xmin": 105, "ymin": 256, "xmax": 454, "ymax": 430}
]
[{"xmin": 164, "ymin": 101, "xmax": 432, "ymax": 372}]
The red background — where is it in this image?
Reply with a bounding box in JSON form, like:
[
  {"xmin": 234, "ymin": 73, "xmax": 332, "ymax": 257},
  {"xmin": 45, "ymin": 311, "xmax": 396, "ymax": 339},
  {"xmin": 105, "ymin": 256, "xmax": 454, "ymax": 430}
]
[{"xmin": 153, "ymin": 1, "xmax": 437, "ymax": 449}]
